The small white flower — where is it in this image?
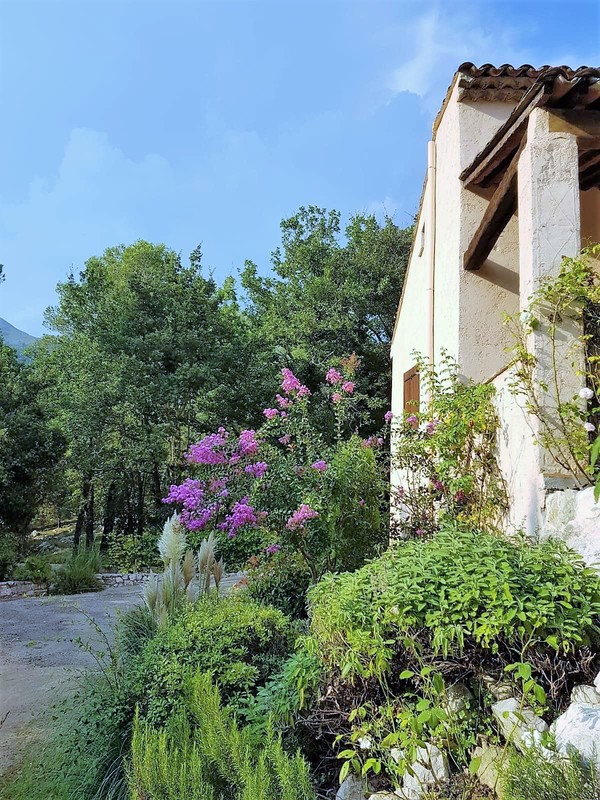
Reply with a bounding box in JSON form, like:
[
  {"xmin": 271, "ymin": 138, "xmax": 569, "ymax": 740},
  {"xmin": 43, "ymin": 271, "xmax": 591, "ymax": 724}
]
[
  {"xmin": 584, "ymin": 421, "xmax": 596, "ymax": 433},
  {"xmin": 579, "ymin": 387, "xmax": 594, "ymax": 401},
  {"xmin": 358, "ymin": 737, "xmax": 372, "ymax": 750}
]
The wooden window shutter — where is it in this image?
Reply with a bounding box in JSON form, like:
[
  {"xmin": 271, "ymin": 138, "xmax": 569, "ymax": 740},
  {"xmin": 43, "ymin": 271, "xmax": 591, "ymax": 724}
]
[{"xmin": 403, "ymin": 366, "xmax": 420, "ymax": 413}]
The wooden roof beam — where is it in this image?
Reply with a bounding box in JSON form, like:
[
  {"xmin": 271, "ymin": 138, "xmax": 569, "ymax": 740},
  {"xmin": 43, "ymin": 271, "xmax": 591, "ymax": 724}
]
[
  {"xmin": 460, "ymin": 82, "xmax": 551, "ymax": 189},
  {"xmin": 462, "ymin": 144, "xmax": 522, "ymax": 271}
]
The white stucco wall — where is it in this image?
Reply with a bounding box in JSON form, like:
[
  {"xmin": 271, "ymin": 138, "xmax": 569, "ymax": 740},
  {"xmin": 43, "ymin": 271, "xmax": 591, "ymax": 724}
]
[{"xmin": 492, "ymin": 368, "xmax": 544, "ymax": 534}]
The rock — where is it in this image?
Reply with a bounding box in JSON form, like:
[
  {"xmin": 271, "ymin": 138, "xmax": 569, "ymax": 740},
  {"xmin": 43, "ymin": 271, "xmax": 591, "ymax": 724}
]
[
  {"xmin": 336, "ymin": 775, "xmax": 365, "ymax": 800},
  {"xmin": 472, "ymin": 744, "xmax": 505, "ymax": 798},
  {"xmin": 550, "ymin": 703, "xmax": 600, "ymax": 769},
  {"xmin": 442, "ymin": 683, "xmax": 472, "ymax": 714},
  {"xmin": 368, "ymin": 794, "xmax": 397, "ymax": 800},
  {"xmin": 400, "ymin": 744, "xmax": 449, "ymax": 800},
  {"xmin": 492, "ymin": 698, "xmax": 548, "ymax": 751},
  {"xmin": 481, "ymin": 674, "xmax": 514, "ymax": 701},
  {"xmin": 571, "ymin": 685, "xmax": 600, "ymax": 705},
  {"xmin": 542, "ymin": 487, "xmax": 600, "ymax": 571}
]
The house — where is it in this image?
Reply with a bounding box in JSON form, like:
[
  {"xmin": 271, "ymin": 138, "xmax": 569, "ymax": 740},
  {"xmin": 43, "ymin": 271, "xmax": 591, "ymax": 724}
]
[{"xmin": 390, "ymin": 63, "xmax": 600, "ymax": 535}]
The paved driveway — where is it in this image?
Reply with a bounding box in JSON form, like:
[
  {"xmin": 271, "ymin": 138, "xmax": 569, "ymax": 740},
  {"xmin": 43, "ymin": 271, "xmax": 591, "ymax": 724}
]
[{"xmin": 0, "ymin": 574, "xmax": 243, "ymax": 776}]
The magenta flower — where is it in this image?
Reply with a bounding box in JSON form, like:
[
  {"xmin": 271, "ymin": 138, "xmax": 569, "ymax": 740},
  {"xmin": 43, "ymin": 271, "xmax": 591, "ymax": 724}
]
[
  {"xmin": 276, "ymin": 394, "xmax": 292, "ymax": 409},
  {"xmin": 180, "ymin": 504, "xmax": 218, "ymax": 531},
  {"xmin": 311, "ymin": 459, "xmax": 328, "ymax": 472},
  {"xmin": 220, "ymin": 497, "xmax": 259, "ymax": 537},
  {"xmin": 432, "ymin": 480, "xmax": 444, "ymax": 492},
  {"xmin": 263, "ymin": 408, "xmax": 278, "ymax": 420},
  {"xmin": 384, "ymin": 411, "xmax": 393, "ymax": 424},
  {"xmin": 245, "ymin": 461, "xmax": 268, "ymax": 478},
  {"xmin": 238, "ymin": 429, "xmax": 259, "ymax": 456},
  {"xmin": 286, "ymin": 503, "xmax": 319, "ymax": 530},
  {"xmin": 358, "ymin": 498, "xmax": 365, "ymax": 506},
  {"xmin": 426, "ymin": 419, "xmax": 439, "ymax": 435},
  {"xmin": 415, "ymin": 528, "xmax": 425, "ymax": 537},
  {"xmin": 332, "ymin": 392, "xmax": 342, "ymax": 404},
  {"xmin": 265, "ymin": 543, "xmax": 281, "ymax": 555},
  {"xmin": 162, "ymin": 478, "xmax": 205, "ymax": 510},
  {"xmin": 187, "ymin": 432, "xmax": 228, "ymax": 465},
  {"xmin": 297, "ymin": 384, "xmax": 311, "ymax": 398},
  {"xmin": 454, "ymin": 490, "xmax": 466, "ymax": 503},
  {"xmin": 281, "ymin": 368, "xmax": 302, "ymax": 394},
  {"xmin": 406, "ymin": 414, "xmax": 418, "ymax": 426},
  {"xmin": 326, "ymin": 367, "xmax": 343, "ymax": 385},
  {"xmin": 342, "ymin": 381, "xmax": 355, "ymax": 394},
  {"xmin": 278, "ymin": 434, "xmax": 291, "ymax": 445}
]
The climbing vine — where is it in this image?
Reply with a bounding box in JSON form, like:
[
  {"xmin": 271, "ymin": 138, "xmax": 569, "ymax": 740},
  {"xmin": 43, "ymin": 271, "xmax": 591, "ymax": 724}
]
[
  {"xmin": 507, "ymin": 244, "xmax": 600, "ymax": 488},
  {"xmin": 391, "ymin": 351, "xmax": 508, "ymax": 536}
]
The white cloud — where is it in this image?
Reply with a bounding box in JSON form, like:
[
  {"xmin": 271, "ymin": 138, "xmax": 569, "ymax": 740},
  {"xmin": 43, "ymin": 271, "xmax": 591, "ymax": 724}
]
[{"xmin": 385, "ymin": 10, "xmax": 531, "ymax": 106}]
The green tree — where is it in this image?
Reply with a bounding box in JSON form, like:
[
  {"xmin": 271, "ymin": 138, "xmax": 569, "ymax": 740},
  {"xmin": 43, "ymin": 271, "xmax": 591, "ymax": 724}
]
[
  {"xmin": 0, "ymin": 342, "xmax": 65, "ymax": 535},
  {"xmin": 34, "ymin": 240, "xmax": 262, "ymax": 546},
  {"xmin": 241, "ymin": 207, "xmax": 412, "ymax": 425}
]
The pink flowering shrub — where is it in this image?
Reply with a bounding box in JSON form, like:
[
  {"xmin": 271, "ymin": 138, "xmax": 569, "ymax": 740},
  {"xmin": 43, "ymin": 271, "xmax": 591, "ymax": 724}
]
[
  {"xmin": 390, "ymin": 352, "xmax": 508, "ymax": 538},
  {"xmin": 163, "ymin": 356, "xmax": 387, "ymax": 584}
]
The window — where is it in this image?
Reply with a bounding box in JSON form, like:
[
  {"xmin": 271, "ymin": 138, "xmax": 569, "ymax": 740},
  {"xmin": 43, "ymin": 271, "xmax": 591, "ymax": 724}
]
[{"xmin": 403, "ymin": 366, "xmax": 420, "ymax": 414}]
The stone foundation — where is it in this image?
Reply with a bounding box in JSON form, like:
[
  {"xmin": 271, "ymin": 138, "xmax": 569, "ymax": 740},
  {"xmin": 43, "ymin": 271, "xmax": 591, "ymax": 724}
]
[{"xmin": 97, "ymin": 572, "xmax": 151, "ymax": 587}]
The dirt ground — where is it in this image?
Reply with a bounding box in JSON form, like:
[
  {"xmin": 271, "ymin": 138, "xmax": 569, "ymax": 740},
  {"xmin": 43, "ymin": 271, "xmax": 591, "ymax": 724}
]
[{"xmin": 0, "ymin": 574, "xmax": 242, "ymax": 777}]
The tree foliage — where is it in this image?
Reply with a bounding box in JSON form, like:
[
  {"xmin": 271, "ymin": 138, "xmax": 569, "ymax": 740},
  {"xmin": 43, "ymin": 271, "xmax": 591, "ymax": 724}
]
[
  {"xmin": 241, "ymin": 207, "xmax": 412, "ymax": 420},
  {"xmin": 0, "ymin": 342, "xmax": 65, "ymax": 534}
]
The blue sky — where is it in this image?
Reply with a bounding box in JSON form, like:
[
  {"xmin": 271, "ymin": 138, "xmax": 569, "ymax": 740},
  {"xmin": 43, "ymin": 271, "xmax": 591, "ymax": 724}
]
[{"xmin": 1, "ymin": 0, "xmax": 598, "ymax": 336}]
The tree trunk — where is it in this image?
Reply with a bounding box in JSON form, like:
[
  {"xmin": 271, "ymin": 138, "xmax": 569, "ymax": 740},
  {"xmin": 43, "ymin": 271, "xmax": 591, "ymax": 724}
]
[
  {"xmin": 85, "ymin": 481, "xmax": 95, "ymax": 548},
  {"xmin": 136, "ymin": 472, "xmax": 145, "ymax": 536},
  {"xmin": 100, "ymin": 481, "xmax": 116, "ymax": 551}
]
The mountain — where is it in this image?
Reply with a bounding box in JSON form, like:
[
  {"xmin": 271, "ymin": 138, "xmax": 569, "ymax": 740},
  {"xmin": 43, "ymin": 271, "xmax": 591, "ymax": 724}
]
[{"xmin": 0, "ymin": 317, "xmax": 38, "ymax": 360}]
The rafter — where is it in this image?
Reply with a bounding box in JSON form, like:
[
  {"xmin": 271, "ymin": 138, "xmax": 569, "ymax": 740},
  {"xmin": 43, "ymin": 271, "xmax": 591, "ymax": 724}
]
[{"xmin": 462, "ymin": 144, "xmax": 523, "ymax": 271}]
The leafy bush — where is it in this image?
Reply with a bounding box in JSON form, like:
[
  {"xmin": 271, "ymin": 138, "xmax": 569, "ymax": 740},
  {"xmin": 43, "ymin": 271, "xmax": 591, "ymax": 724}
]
[
  {"xmin": 104, "ymin": 530, "xmax": 162, "ymax": 572},
  {"xmin": 0, "ymin": 533, "xmax": 20, "ymax": 579},
  {"xmin": 391, "ymin": 353, "xmax": 507, "ymax": 537},
  {"xmin": 13, "ymin": 554, "xmax": 52, "ymax": 583},
  {"xmin": 501, "ymin": 747, "xmax": 600, "ymax": 800},
  {"xmin": 51, "ymin": 543, "xmax": 102, "ymax": 594},
  {"xmin": 128, "ymin": 673, "xmax": 316, "ymax": 800},
  {"xmin": 298, "ymin": 525, "xmax": 600, "ymax": 787},
  {"xmin": 246, "ymin": 549, "xmax": 311, "ymax": 618},
  {"xmin": 131, "ymin": 594, "xmax": 295, "ymax": 725},
  {"xmin": 163, "ymin": 360, "xmax": 388, "ymax": 583}
]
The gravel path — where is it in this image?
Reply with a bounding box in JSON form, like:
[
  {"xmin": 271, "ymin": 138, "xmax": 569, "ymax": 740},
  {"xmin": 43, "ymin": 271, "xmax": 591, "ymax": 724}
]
[{"xmin": 0, "ymin": 574, "xmax": 243, "ymax": 777}]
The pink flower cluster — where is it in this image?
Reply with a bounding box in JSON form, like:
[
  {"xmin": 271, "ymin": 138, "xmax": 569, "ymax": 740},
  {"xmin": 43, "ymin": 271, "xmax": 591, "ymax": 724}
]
[
  {"xmin": 238, "ymin": 429, "xmax": 259, "ymax": 456},
  {"xmin": 311, "ymin": 459, "xmax": 328, "ymax": 472},
  {"xmin": 266, "ymin": 543, "xmax": 281, "ymax": 555},
  {"xmin": 286, "ymin": 503, "xmax": 319, "ymax": 530},
  {"xmin": 187, "ymin": 429, "xmax": 228, "ymax": 465},
  {"xmin": 219, "ymin": 497, "xmax": 261, "ymax": 538},
  {"xmin": 281, "ymin": 368, "xmax": 311, "ymax": 397},
  {"xmin": 245, "ymin": 461, "xmax": 268, "ymax": 478},
  {"xmin": 326, "ymin": 367, "xmax": 343, "ymax": 385}
]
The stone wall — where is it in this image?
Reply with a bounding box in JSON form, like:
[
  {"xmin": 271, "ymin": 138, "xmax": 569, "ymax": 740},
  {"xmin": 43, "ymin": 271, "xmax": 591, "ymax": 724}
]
[
  {"xmin": 0, "ymin": 580, "xmax": 48, "ymax": 600},
  {"xmin": 96, "ymin": 572, "xmax": 150, "ymax": 587},
  {"xmin": 0, "ymin": 572, "xmax": 150, "ymax": 600}
]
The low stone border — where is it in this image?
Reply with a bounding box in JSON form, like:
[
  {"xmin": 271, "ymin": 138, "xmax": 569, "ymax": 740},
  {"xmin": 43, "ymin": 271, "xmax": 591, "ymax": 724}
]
[
  {"xmin": 0, "ymin": 572, "xmax": 150, "ymax": 600},
  {"xmin": 0, "ymin": 580, "xmax": 48, "ymax": 600},
  {"xmin": 97, "ymin": 572, "xmax": 150, "ymax": 587}
]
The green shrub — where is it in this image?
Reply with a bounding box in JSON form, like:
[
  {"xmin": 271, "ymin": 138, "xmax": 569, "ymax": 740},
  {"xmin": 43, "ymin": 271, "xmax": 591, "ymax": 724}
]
[
  {"xmin": 105, "ymin": 530, "xmax": 162, "ymax": 572},
  {"xmin": 309, "ymin": 525, "xmax": 600, "ymax": 682},
  {"xmin": 0, "ymin": 533, "xmax": 20, "ymax": 579},
  {"xmin": 52, "ymin": 543, "xmax": 102, "ymax": 594},
  {"xmin": 299, "ymin": 525, "xmax": 600, "ymax": 788},
  {"xmin": 128, "ymin": 673, "xmax": 316, "ymax": 800},
  {"xmin": 131, "ymin": 594, "xmax": 295, "ymax": 725},
  {"xmin": 246, "ymin": 549, "xmax": 311, "ymax": 618},
  {"xmin": 13, "ymin": 554, "xmax": 52, "ymax": 583},
  {"xmin": 212, "ymin": 525, "xmax": 270, "ymax": 570},
  {"xmin": 501, "ymin": 747, "xmax": 600, "ymax": 800}
]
